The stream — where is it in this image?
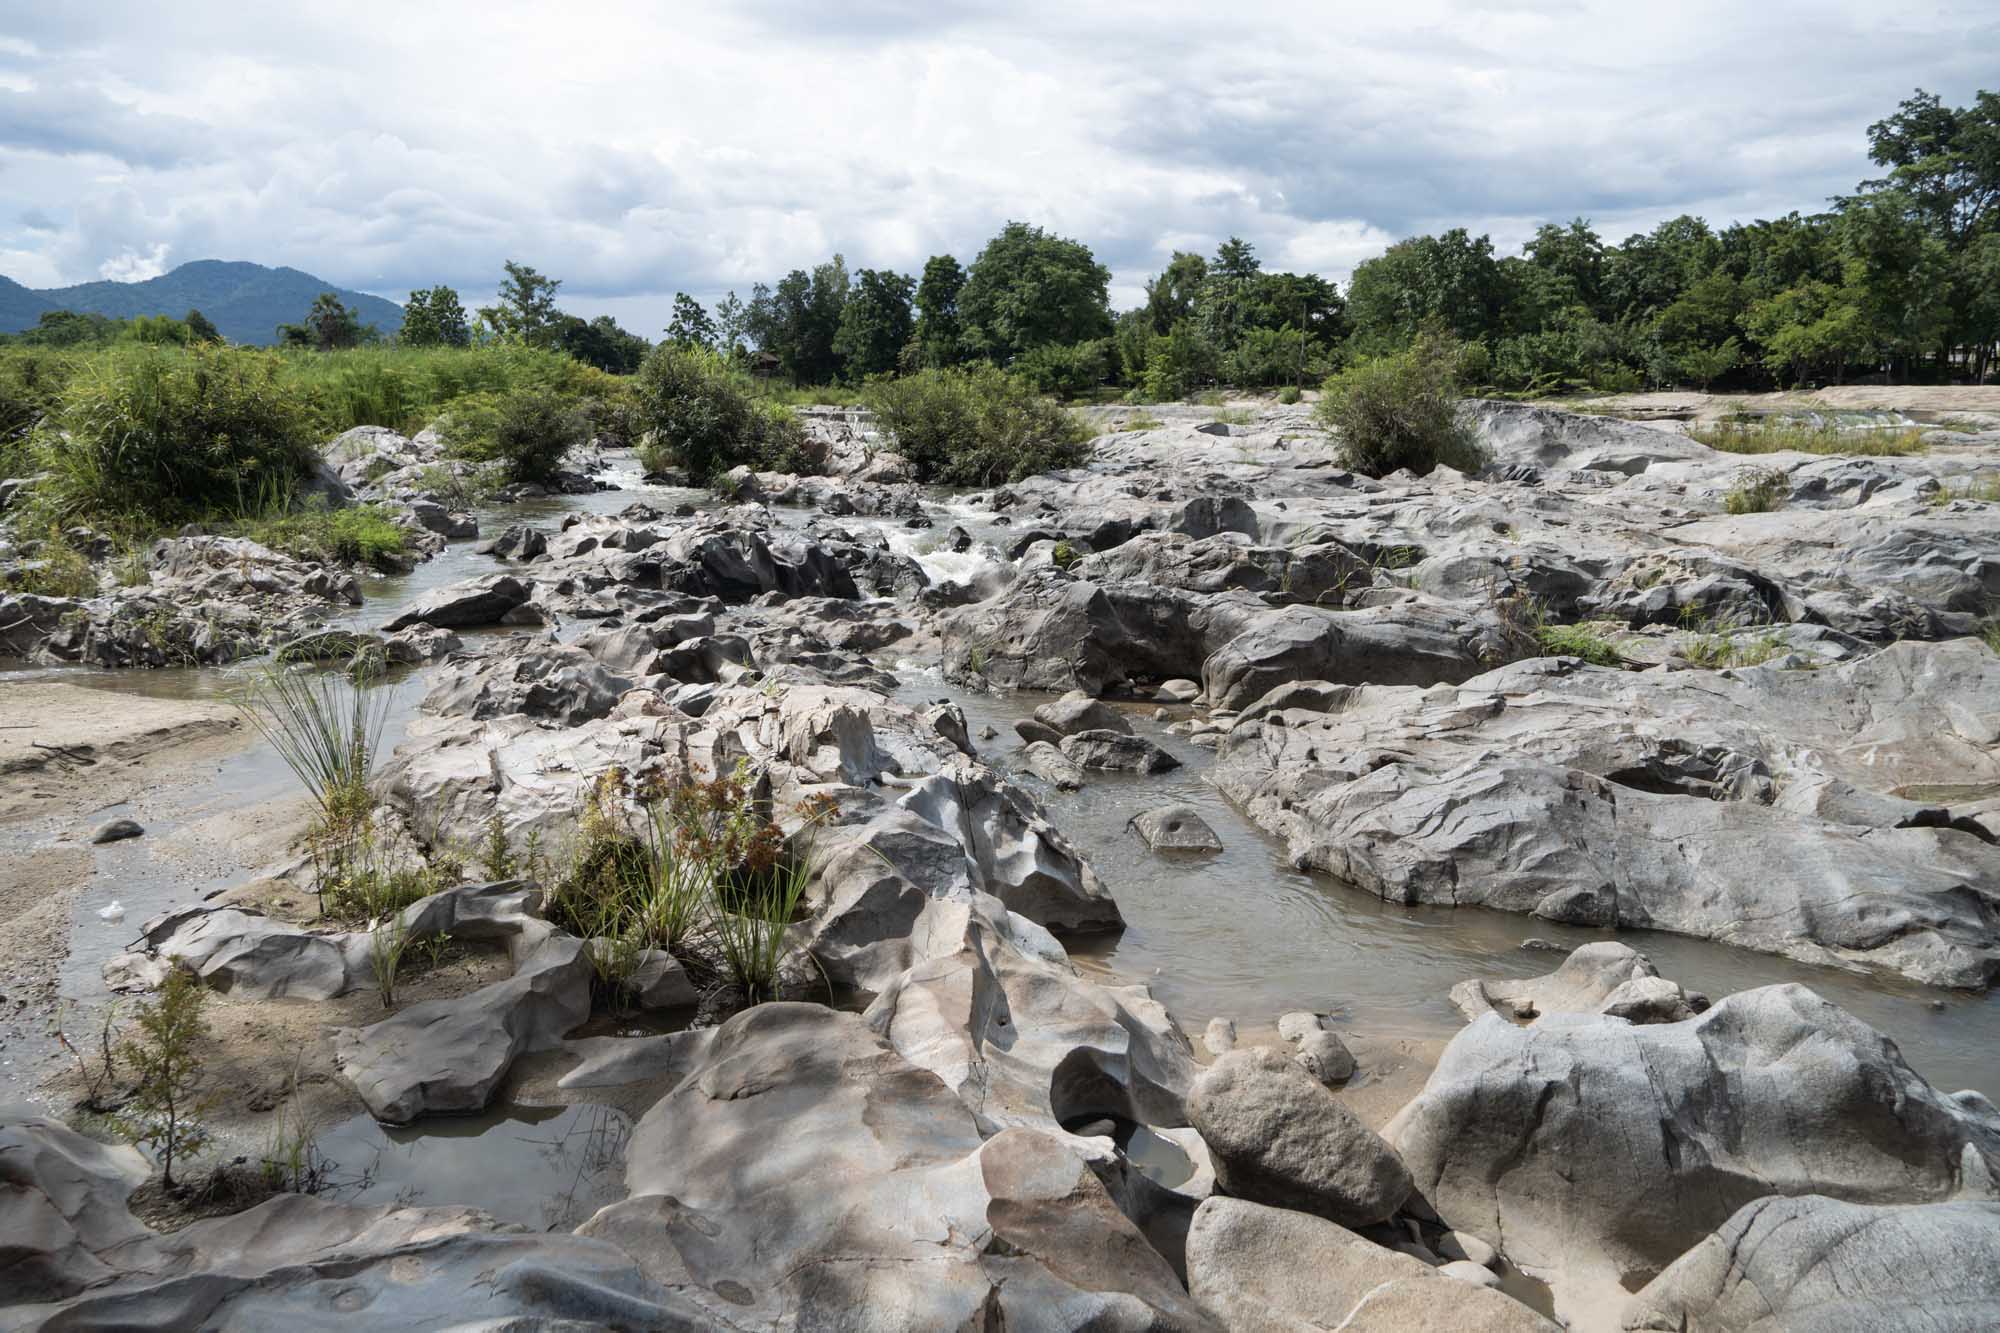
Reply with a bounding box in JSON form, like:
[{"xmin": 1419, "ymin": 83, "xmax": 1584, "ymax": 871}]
[{"xmin": 8, "ymin": 451, "xmax": 1998, "ymax": 1213}]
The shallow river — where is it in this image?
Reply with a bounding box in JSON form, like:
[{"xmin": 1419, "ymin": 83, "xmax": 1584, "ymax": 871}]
[{"xmin": 8, "ymin": 455, "xmax": 1996, "ymax": 1205}]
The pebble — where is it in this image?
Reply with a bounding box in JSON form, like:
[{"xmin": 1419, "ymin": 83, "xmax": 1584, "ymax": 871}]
[
  {"xmin": 1440, "ymin": 1259, "xmax": 1501, "ymax": 1288},
  {"xmin": 1204, "ymin": 1017, "xmax": 1238, "ymax": 1056}
]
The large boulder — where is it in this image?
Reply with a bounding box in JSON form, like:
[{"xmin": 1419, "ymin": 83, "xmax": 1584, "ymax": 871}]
[
  {"xmin": 421, "ymin": 642, "xmax": 633, "ymax": 725},
  {"xmin": 383, "ymin": 573, "xmax": 533, "ymax": 630},
  {"xmin": 1622, "ymin": 1194, "xmax": 2000, "ymax": 1332},
  {"xmin": 1387, "ymin": 984, "xmax": 2000, "ymax": 1322},
  {"xmin": 1449, "ymin": 941, "xmax": 1697, "ymax": 1025},
  {"xmin": 1185, "ymin": 1197, "xmax": 1556, "ymax": 1332},
  {"xmin": 1186, "ymin": 1047, "xmax": 1411, "ymax": 1227},
  {"xmin": 576, "ymin": 1003, "xmax": 1212, "ymax": 1329}
]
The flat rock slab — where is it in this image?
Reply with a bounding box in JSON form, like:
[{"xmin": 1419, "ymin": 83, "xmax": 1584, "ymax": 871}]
[{"xmin": 1130, "ymin": 803, "xmax": 1223, "ymax": 851}]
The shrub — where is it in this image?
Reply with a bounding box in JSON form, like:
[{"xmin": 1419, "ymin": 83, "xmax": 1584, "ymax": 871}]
[
  {"xmin": 238, "ymin": 500, "xmax": 407, "ymax": 570},
  {"xmin": 1314, "ymin": 333, "xmax": 1487, "ymax": 478},
  {"xmin": 234, "ymin": 662, "xmax": 392, "ymax": 866},
  {"xmin": 633, "ymin": 344, "xmax": 821, "ymax": 481},
  {"xmin": 0, "ymin": 347, "xmax": 75, "ymax": 465},
  {"xmin": 39, "ymin": 344, "xmax": 319, "ymax": 522},
  {"xmin": 1012, "ymin": 339, "xmax": 1109, "ymax": 400},
  {"xmin": 117, "ymin": 967, "xmax": 217, "ymax": 1188},
  {"xmin": 437, "ymin": 386, "xmax": 590, "ymax": 485},
  {"xmin": 1, "ymin": 525, "xmax": 98, "ymax": 597},
  {"xmin": 863, "ymin": 364, "xmax": 1091, "ymax": 485},
  {"xmin": 1535, "ymin": 622, "xmax": 1624, "ymax": 666},
  {"xmin": 1724, "ymin": 467, "xmax": 1789, "ymax": 515},
  {"xmin": 1276, "ymin": 384, "xmax": 1302, "ymax": 405}
]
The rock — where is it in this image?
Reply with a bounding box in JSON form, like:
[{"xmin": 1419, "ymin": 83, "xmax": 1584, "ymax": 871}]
[
  {"xmin": 1187, "ymin": 1047, "xmax": 1411, "ymax": 1227},
  {"xmin": 1387, "ymin": 983, "xmax": 2000, "ymax": 1322},
  {"xmin": 0, "ymin": 1113, "xmax": 153, "ymax": 1302},
  {"xmin": 475, "ymin": 523, "xmax": 548, "ymax": 560},
  {"xmin": 1130, "ymin": 804, "xmax": 1223, "ymax": 851},
  {"xmin": 1035, "ymin": 689, "xmax": 1134, "ymax": 737},
  {"xmin": 89, "ymin": 819, "xmax": 143, "ymax": 845},
  {"xmin": 1293, "ymin": 1030, "xmax": 1357, "ymax": 1086},
  {"xmin": 1622, "ymin": 1195, "xmax": 2000, "ymax": 1332},
  {"xmin": 629, "ymin": 949, "xmax": 698, "ymax": 1010},
  {"xmin": 421, "ymin": 643, "xmax": 632, "ymax": 725},
  {"xmin": 576, "ymin": 1003, "xmax": 1209, "ymax": 1328},
  {"xmin": 383, "ymin": 573, "xmax": 532, "ymax": 630},
  {"xmin": 1014, "ymin": 716, "xmax": 1065, "ymax": 746},
  {"xmin": 1204, "ymin": 1017, "xmax": 1238, "ymax": 1055},
  {"xmin": 1060, "ymin": 729, "xmax": 1181, "ymax": 774},
  {"xmin": 1448, "ymin": 941, "xmax": 1695, "ymax": 1025},
  {"xmin": 1183, "ymin": 1197, "xmax": 1556, "ymax": 1332},
  {"xmin": 1022, "ymin": 739, "xmax": 1087, "ymax": 790},
  {"xmin": 1157, "ymin": 678, "xmax": 1202, "ymax": 703},
  {"xmin": 1201, "ymin": 601, "xmax": 1506, "ymax": 710},
  {"xmin": 332, "ymin": 933, "xmax": 592, "ymax": 1123},
  {"xmin": 1438, "ymin": 1229, "xmax": 1498, "ymax": 1268},
  {"xmin": 1441, "ymin": 1259, "xmax": 1501, "ymax": 1287}
]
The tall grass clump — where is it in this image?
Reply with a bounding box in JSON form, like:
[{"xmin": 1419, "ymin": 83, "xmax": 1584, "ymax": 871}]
[
  {"xmin": 0, "ymin": 346, "xmax": 76, "ymax": 470},
  {"xmin": 283, "ymin": 343, "xmax": 604, "ymax": 436},
  {"xmin": 1, "ymin": 524, "xmax": 98, "ymax": 597},
  {"xmin": 633, "ymin": 344, "xmax": 821, "ymax": 482},
  {"xmin": 862, "ymin": 364, "xmax": 1092, "ymax": 485},
  {"xmin": 1314, "ymin": 332, "xmax": 1487, "ymax": 478},
  {"xmin": 234, "ymin": 661, "xmax": 393, "ymax": 842},
  {"xmin": 1690, "ymin": 419, "xmax": 1927, "ymax": 457},
  {"xmin": 37, "ymin": 343, "xmax": 319, "ymax": 523},
  {"xmin": 1724, "ymin": 466, "xmax": 1790, "ymax": 515}
]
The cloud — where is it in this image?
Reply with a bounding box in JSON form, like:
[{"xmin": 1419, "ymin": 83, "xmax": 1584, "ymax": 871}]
[
  {"xmin": 98, "ymin": 241, "xmax": 171, "ymax": 282},
  {"xmin": 0, "ymin": 0, "xmax": 1992, "ymax": 326}
]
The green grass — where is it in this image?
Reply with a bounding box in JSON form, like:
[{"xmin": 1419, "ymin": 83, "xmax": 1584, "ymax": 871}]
[
  {"xmin": 1, "ymin": 525, "xmax": 98, "ymax": 597},
  {"xmin": 1121, "ymin": 414, "xmax": 1166, "ymax": 432},
  {"xmin": 1535, "ymin": 623, "xmax": 1624, "ymax": 666},
  {"xmin": 1682, "ymin": 627, "xmax": 1789, "ymax": 669},
  {"xmin": 1931, "ymin": 473, "xmax": 2000, "ymax": 505},
  {"xmin": 1209, "ymin": 408, "xmax": 1255, "ymax": 426},
  {"xmin": 1724, "ymin": 467, "xmax": 1789, "ymax": 515},
  {"xmin": 234, "ymin": 501, "xmax": 407, "ymax": 570},
  {"xmin": 1982, "ymin": 621, "xmax": 2000, "ymax": 655},
  {"xmin": 234, "ymin": 662, "xmax": 393, "ymax": 845},
  {"xmin": 1690, "ymin": 419, "xmax": 1928, "ymax": 457}
]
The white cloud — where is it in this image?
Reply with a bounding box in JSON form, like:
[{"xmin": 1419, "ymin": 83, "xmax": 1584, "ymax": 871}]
[
  {"xmin": 0, "ymin": 0, "xmax": 1993, "ymax": 325},
  {"xmin": 97, "ymin": 241, "xmax": 171, "ymax": 282}
]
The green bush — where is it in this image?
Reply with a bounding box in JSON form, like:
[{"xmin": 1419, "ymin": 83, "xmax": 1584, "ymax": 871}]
[
  {"xmin": 437, "ymin": 386, "xmax": 589, "ymax": 485},
  {"xmin": 863, "ymin": 364, "xmax": 1091, "ymax": 485},
  {"xmin": 38, "ymin": 344, "xmax": 319, "ymax": 522},
  {"xmin": 239, "ymin": 500, "xmax": 408, "ymax": 570},
  {"xmin": 633, "ymin": 344, "xmax": 821, "ymax": 481},
  {"xmin": 1, "ymin": 348, "xmax": 77, "ymax": 467},
  {"xmin": 1012, "ymin": 339, "xmax": 1109, "ymax": 400},
  {"xmin": 1276, "ymin": 384, "xmax": 1302, "ymax": 405},
  {"xmin": 0, "ymin": 524, "xmax": 98, "ymax": 597},
  {"xmin": 1724, "ymin": 466, "xmax": 1789, "ymax": 515},
  {"xmin": 1314, "ymin": 333, "xmax": 1487, "ymax": 478}
]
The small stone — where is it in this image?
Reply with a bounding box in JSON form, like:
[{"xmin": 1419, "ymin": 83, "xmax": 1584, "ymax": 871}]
[
  {"xmin": 1156, "ymin": 679, "xmax": 1201, "ymax": 704},
  {"xmin": 977, "ymin": 724, "xmax": 998, "ymax": 740},
  {"xmin": 1520, "ymin": 938, "xmax": 1566, "ymax": 952},
  {"xmin": 1440, "ymin": 1259, "xmax": 1501, "ymax": 1288},
  {"xmin": 1130, "ymin": 803, "xmax": 1223, "ymax": 851},
  {"xmin": 1294, "ymin": 1030, "xmax": 1358, "ymax": 1086},
  {"xmin": 1438, "ymin": 1230, "xmax": 1498, "ymax": 1268},
  {"xmin": 91, "ymin": 819, "xmax": 143, "ymax": 845},
  {"xmin": 1204, "ymin": 1017, "xmax": 1238, "ymax": 1056}
]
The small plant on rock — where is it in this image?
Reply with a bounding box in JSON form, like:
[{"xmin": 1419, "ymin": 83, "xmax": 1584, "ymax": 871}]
[
  {"xmin": 117, "ymin": 967, "xmax": 218, "ymax": 1189},
  {"xmin": 1724, "ymin": 467, "xmax": 1789, "ymax": 515}
]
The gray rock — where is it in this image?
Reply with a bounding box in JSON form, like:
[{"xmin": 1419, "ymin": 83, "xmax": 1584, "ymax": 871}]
[
  {"xmin": 1387, "ymin": 983, "xmax": 2000, "ymax": 1322},
  {"xmin": 1441, "ymin": 1259, "xmax": 1501, "ymax": 1287},
  {"xmin": 1449, "ymin": 941, "xmax": 1693, "ymax": 1025},
  {"xmin": 1623, "ymin": 1195, "xmax": 2000, "ymax": 1333},
  {"xmin": 1157, "ymin": 678, "xmax": 1202, "ymax": 703},
  {"xmin": 421, "ymin": 643, "xmax": 632, "ymax": 725},
  {"xmin": 0, "ymin": 1113, "xmax": 152, "ymax": 1302},
  {"xmin": 1184, "ymin": 1197, "xmax": 1555, "ymax": 1332},
  {"xmin": 383, "ymin": 573, "xmax": 532, "ymax": 630},
  {"xmin": 1439, "ymin": 1229, "xmax": 1498, "ymax": 1267},
  {"xmin": 1014, "ymin": 715, "xmax": 1066, "ymax": 746},
  {"xmin": 1022, "ymin": 739, "xmax": 1087, "ymax": 790},
  {"xmin": 1035, "ymin": 688, "xmax": 1133, "ymax": 736},
  {"xmin": 1060, "ymin": 728, "xmax": 1182, "ymax": 774},
  {"xmin": 1187, "ymin": 1047, "xmax": 1411, "ymax": 1227},
  {"xmin": 1204, "ymin": 1017, "xmax": 1238, "ymax": 1055},
  {"xmin": 89, "ymin": 818, "xmax": 143, "ymax": 845},
  {"xmin": 1293, "ymin": 1030, "xmax": 1357, "ymax": 1086},
  {"xmin": 1130, "ymin": 803, "xmax": 1223, "ymax": 851}
]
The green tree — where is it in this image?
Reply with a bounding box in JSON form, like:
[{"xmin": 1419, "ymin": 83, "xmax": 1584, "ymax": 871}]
[
  {"xmin": 913, "ymin": 255, "xmax": 968, "ymax": 368},
  {"xmin": 746, "ymin": 258, "xmax": 849, "ymax": 383},
  {"xmin": 1195, "ymin": 236, "xmax": 1263, "ymax": 353},
  {"xmin": 400, "ymin": 286, "xmax": 471, "ymax": 347},
  {"xmin": 713, "ymin": 291, "xmax": 748, "ymax": 357},
  {"xmin": 1144, "ymin": 251, "xmax": 1208, "ymax": 333},
  {"xmin": 17, "ymin": 310, "xmax": 120, "ymax": 347},
  {"xmin": 117, "ymin": 967, "xmax": 218, "ymax": 1189},
  {"xmin": 479, "ymin": 261, "xmax": 564, "ymax": 347},
  {"xmin": 276, "ymin": 292, "xmax": 363, "ymax": 350},
  {"xmin": 184, "ymin": 308, "xmax": 221, "ymax": 343},
  {"xmin": 557, "ymin": 313, "xmax": 649, "ymax": 373},
  {"xmin": 959, "ymin": 221, "xmax": 1111, "ymax": 363},
  {"xmin": 667, "ymin": 293, "xmax": 718, "ymax": 349},
  {"xmin": 1861, "ymin": 88, "xmax": 2000, "ymax": 245},
  {"xmin": 833, "ymin": 267, "xmax": 915, "ymax": 380},
  {"xmin": 1346, "ymin": 229, "xmax": 1506, "ymax": 352},
  {"xmin": 1315, "ymin": 333, "xmax": 1485, "ymax": 477}
]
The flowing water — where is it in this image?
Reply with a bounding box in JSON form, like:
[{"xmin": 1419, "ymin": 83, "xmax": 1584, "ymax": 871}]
[{"xmin": 11, "ymin": 455, "xmax": 1998, "ymax": 1158}]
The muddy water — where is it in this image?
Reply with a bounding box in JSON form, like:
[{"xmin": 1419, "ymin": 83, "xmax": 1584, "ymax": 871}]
[{"xmin": 14, "ymin": 456, "xmax": 2000, "ymax": 1127}]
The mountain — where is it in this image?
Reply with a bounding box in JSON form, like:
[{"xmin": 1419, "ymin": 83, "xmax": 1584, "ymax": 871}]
[
  {"xmin": 0, "ymin": 274, "xmax": 55, "ymax": 331},
  {"xmin": 0, "ymin": 260, "xmax": 403, "ymax": 345}
]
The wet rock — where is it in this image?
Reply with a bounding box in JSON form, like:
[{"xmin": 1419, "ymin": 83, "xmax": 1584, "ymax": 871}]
[
  {"xmin": 628, "ymin": 949, "xmax": 698, "ymax": 1010},
  {"xmin": 383, "ymin": 573, "xmax": 532, "ymax": 630},
  {"xmin": 1184, "ymin": 1197, "xmax": 1556, "ymax": 1332},
  {"xmin": 1204, "ymin": 1017, "xmax": 1237, "ymax": 1055},
  {"xmin": 1623, "ymin": 1195, "xmax": 2000, "ymax": 1332},
  {"xmin": 1014, "ymin": 716, "xmax": 1064, "ymax": 746},
  {"xmin": 405, "ymin": 498, "xmax": 478, "ymax": 539},
  {"xmin": 0, "ymin": 1112, "xmax": 153, "ymax": 1302},
  {"xmin": 1187, "ymin": 1047, "xmax": 1411, "ymax": 1227},
  {"xmin": 333, "ymin": 933, "xmax": 593, "ymax": 1123},
  {"xmin": 1034, "ymin": 688, "xmax": 1133, "ymax": 737},
  {"xmin": 475, "ymin": 523, "xmax": 548, "ymax": 560},
  {"xmin": 578, "ymin": 1003, "xmax": 1209, "ymax": 1329},
  {"xmin": 1061, "ymin": 729, "xmax": 1182, "ymax": 774},
  {"xmin": 1129, "ymin": 804, "xmax": 1223, "ymax": 851},
  {"xmin": 89, "ymin": 818, "xmax": 143, "ymax": 845},
  {"xmin": 422, "ymin": 643, "xmax": 632, "ymax": 725},
  {"xmin": 1387, "ymin": 983, "xmax": 2000, "ymax": 1320},
  {"xmin": 1157, "ymin": 678, "xmax": 1202, "ymax": 703},
  {"xmin": 383, "ymin": 625, "xmax": 462, "ymax": 664},
  {"xmin": 1294, "ymin": 1031, "xmax": 1357, "ymax": 1087}
]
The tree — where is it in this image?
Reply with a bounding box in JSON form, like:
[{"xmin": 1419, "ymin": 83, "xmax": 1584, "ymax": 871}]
[
  {"xmin": 1862, "ymin": 88, "xmax": 2000, "ymax": 245},
  {"xmin": 667, "ymin": 293, "xmax": 718, "ymax": 349},
  {"xmin": 401, "ymin": 286, "xmax": 471, "ymax": 347},
  {"xmin": 1144, "ymin": 251, "xmax": 1208, "ymax": 333},
  {"xmin": 833, "ymin": 268, "xmax": 915, "ymax": 380},
  {"xmin": 1195, "ymin": 236, "xmax": 1263, "ymax": 352},
  {"xmin": 276, "ymin": 292, "xmax": 363, "ymax": 350},
  {"xmin": 959, "ymin": 221, "xmax": 1111, "ymax": 363},
  {"xmin": 478, "ymin": 261, "xmax": 564, "ymax": 346},
  {"xmin": 1315, "ymin": 333, "xmax": 1486, "ymax": 478},
  {"xmin": 555, "ymin": 314, "xmax": 649, "ymax": 373},
  {"xmin": 17, "ymin": 310, "xmax": 119, "ymax": 347},
  {"xmin": 1676, "ymin": 338, "xmax": 1740, "ymax": 390},
  {"xmin": 913, "ymin": 255, "xmax": 968, "ymax": 368},
  {"xmin": 1345, "ymin": 230, "xmax": 1506, "ymax": 352},
  {"xmin": 184, "ymin": 308, "xmax": 221, "ymax": 344},
  {"xmin": 713, "ymin": 291, "xmax": 748, "ymax": 356},
  {"xmin": 746, "ymin": 259, "xmax": 849, "ymax": 383},
  {"xmin": 117, "ymin": 967, "xmax": 217, "ymax": 1189}
]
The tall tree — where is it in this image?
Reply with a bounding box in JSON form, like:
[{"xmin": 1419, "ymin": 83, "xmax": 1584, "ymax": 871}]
[
  {"xmin": 1862, "ymin": 88, "xmax": 2000, "ymax": 245},
  {"xmin": 557, "ymin": 313, "xmax": 649, "ymax": 372},
  {"xmin": 713, "ymin": 291, "xmax": 748, "ymax": 356},
  {"xmin": 478, "ymin": 261, "xmax": 564, "ymax": 346},
  {"xmin": 959, "ymin": 221, "xmax": 1111, "ymax": 363},
  {"xmin": 833, "ymin": 268, "xmax": 915, "ymax": 380},
  {"xmin": 1143, "ymin": 251, "xmax": 1208, "ymax": 334},
  {"xmin": 666, "ymin": 293, "xmax": 717, "ymax": 349},
  {"xmin": 183, "ymin": 308, "xmax": 221, "ymax": 343},
  {"xmin": 276, "ymin": 292, "xmax": 363, "ymax": 350},
  {"xmin": 913, "ymin": 255, "xmax": 968, "ymax": 368},
  {"xmin": 400, "ymin": 286, "xmax": 471, "ymax": 347}
]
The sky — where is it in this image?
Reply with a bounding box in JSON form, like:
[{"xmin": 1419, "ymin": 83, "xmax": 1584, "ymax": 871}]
[{"xmin": 0, "ymin": 1, "xmax": 1993, "ymax": 330}]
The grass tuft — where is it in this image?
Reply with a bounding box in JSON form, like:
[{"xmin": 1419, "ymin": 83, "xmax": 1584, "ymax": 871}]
[{"xmin": 1690, "ymin": 419, "xmax": 1927, "ymax": 457}]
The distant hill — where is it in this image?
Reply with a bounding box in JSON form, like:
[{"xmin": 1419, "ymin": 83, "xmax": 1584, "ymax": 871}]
[
  {"xmin": 0, "ymin": 274, "xmax": 55, "ymax": 331},
  {"xmin": 0, "ymin": 260, "xmax": 403, "ymax": 345}
]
